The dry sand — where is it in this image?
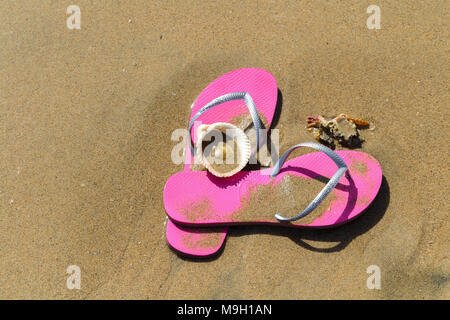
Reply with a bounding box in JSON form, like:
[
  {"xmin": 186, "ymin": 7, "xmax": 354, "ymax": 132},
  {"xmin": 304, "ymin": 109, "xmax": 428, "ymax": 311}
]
[{"xmin": 0, "ymin": 1, "xmax": 448, "ymax": 299}]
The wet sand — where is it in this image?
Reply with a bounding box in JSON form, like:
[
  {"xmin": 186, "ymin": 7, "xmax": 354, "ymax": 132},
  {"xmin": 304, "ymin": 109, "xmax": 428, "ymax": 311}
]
[{"xmin": 0, "ymin": 1, "xmax": 448, "ymax": 299}]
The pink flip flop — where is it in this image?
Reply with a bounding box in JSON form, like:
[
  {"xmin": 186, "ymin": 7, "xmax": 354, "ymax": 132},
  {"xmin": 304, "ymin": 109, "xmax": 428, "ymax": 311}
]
[
  {"xmin": 164, "ymin": 143, "xmax": 382, "ymax": 228},
  {"xmin": 166, "ymin": 68, "xmax": 279, "ymax": 256}
]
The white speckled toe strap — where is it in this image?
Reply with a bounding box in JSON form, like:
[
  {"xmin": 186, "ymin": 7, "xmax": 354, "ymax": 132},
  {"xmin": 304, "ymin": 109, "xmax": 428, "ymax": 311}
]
[
  {"xmin": 270, "ymin": 142, "xmax": 348, "ymax": 222},
  {"xmin": 188, "ymin": 92, "xmax": 262, "ymax": 155}
]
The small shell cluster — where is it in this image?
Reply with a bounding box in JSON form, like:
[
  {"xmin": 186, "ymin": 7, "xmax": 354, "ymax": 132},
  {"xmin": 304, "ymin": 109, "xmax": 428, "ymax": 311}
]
[
  {"xmin": 195, "ymin": 122, "xmax": 251, "ymax": 177},
  {"xmin": 306, "ymin": 114, "xmax": 370, "ymax": 149}
]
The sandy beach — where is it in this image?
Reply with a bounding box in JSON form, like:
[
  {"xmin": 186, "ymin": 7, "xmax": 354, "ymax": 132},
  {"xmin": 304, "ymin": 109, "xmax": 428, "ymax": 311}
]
[{"xmin": 0, "ymin": 1, "xmax": 448, "ymax": 299}]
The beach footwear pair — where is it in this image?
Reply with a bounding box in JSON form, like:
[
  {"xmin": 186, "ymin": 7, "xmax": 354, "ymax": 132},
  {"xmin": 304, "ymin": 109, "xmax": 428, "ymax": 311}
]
[{"xmin": 164, "ymin": 68, "xmax": 382, "ymax": 257}]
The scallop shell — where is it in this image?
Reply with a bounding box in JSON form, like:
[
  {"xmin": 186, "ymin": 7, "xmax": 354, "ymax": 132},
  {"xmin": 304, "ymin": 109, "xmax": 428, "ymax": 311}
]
[{"xmin": 196, "ymin": 122, "xmax": 251, "ymax": 177}]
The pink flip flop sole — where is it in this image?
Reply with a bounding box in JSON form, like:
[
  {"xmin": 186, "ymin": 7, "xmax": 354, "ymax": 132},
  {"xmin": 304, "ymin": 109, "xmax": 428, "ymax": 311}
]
[
  {"xmin": 164, "ymin": 150, "xmax": 382, "ymax": 227},
  {"xmin": 166, "ymin": 220, "xmax": 227, "ymax": 257},
  {"xmin": 166, "ymin": 68, "xmax": 279, "ymax": 256}
]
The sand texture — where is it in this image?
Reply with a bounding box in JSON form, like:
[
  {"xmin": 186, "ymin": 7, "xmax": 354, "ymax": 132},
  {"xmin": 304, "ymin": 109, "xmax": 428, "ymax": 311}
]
[{"xmin": 0, "ymin": 1, "xmax": 448, "ymax": 299}]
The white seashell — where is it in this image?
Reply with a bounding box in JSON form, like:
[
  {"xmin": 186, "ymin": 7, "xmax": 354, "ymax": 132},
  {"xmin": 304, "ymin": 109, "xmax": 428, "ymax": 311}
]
[{"xmin": 195, "ymin": 122, "xmax": 251, "ymax": 177}]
